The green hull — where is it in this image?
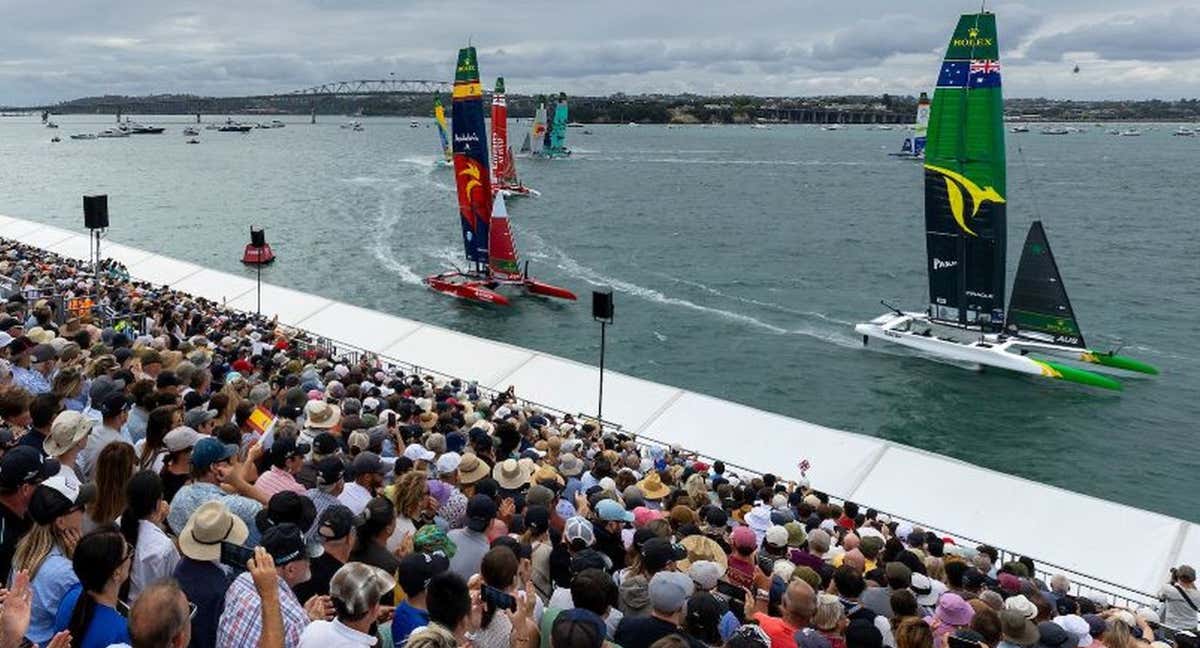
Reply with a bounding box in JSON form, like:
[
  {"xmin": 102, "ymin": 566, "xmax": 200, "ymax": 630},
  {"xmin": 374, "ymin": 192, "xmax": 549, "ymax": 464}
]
[
  {"xmin": 1081, "ymin": 352, "xmax": 1160, "ymax": 375},
  {"xmin": 1036, "ymin": 359, "xmax": 1123, "ymax": 391}
]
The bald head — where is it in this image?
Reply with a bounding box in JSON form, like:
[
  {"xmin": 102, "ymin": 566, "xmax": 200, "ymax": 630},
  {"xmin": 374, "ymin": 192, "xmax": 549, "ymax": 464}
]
[
  {"xmin": 842, "ymin": 533, "xmax": 860, "ymax": 551},
  {"xmin": 783, "ymin": 579, "xmax": 817, "ymax": 625},
  {"xmin": 129, "ymin": 579, "xmax": 191, "ymax": 648},
  {"xmin": 843, "ymin": 548, "xmax": 866, "ymax": 573}
]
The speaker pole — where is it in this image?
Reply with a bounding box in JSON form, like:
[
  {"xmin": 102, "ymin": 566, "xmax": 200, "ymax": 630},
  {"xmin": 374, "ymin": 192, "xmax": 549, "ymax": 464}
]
[
  {"xmin": 256, "ymin": 262, "xmax": 262, "ymax": 316},
  {"xmin": 592, "ymin": 289, "xmax": 614, "ymax": 426}
]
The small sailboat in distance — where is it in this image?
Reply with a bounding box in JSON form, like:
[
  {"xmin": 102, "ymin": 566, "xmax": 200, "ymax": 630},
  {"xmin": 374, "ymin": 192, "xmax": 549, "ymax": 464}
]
[
  {"xmin": 490, "ymin": 77, "xmax": 539, "ymax": 198},
  {"xmin": 526, "ymin": 98, "xmax": 547, "ymax": 156},
  {"xmin": 532, "ymin": 93, "xmax": 571, "ymax": 159},
  {"xmin": 423, "ymin": 46, "xmax": 575, "ymax": 306},
  {"xmin": 855, "ymin": 10, "xmax": 1156, "ymax": 390},
  {"xmin": 890, "ymin": 92, "xmax": 930, "ymax": 159},
  {"xmin": 433, "ymin": 95, "xmax": 454, "ymax": 168}
]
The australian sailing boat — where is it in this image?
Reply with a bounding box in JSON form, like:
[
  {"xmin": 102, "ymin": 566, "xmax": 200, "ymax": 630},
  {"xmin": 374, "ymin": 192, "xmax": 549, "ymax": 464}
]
[
  {"xmin": 433, "ymin": 95, "xmax": 453, "ymax": 168},
  {"xmin": 890, "ymin": 92, "xmax": 930, "ymax": 159},
  {"xmin": 855, "ymin": 11, "xmax": 1157, "ymax": 390},
  {"xmin": 490, "ymin": 78, "xmax": 539, "ymax": 198},
  {"xmin": 423, "ymin": 46, "xmax": 575, "ymax": 306}
]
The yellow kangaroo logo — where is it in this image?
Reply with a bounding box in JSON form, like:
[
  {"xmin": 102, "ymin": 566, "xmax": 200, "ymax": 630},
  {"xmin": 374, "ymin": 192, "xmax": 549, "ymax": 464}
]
[
  {"xmin": 458, "ymin": 161, "xmax": 482, "ymax": 196},
  {"xmin": 925, "ymin": 164, "xmax": 1005, "ymax": 236}
]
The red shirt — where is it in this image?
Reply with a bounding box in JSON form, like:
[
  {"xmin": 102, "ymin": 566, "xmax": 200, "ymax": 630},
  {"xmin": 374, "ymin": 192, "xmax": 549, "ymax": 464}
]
[{"xmin": 754, "ymin": 613, "xmax": 799, "ymax": 648}]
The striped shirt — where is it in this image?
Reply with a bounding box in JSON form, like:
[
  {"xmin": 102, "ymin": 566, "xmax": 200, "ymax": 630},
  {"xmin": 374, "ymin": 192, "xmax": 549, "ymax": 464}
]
[{"xmin": 216, "ymin": 572, "xmax": 308, "ymax": 648}]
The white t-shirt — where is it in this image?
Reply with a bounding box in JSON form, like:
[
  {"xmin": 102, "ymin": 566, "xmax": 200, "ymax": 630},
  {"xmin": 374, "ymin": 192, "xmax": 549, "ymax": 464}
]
[{"xmin": 298, "ymin": 619, "xmax": 377, "ymax": 647}]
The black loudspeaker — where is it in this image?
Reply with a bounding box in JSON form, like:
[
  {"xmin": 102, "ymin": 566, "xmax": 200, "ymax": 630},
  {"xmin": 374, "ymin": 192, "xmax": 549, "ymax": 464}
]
[
  {"xmin": 592, "ymin": 289, "xmax": 614, "ymax": 322},
  {"xmin": 250, "ymin": 227, "xmax": 266, "ymax": 248},
  {"xmin": 83, "ymin": 195, "xmax": 109, "ymax": 229}
]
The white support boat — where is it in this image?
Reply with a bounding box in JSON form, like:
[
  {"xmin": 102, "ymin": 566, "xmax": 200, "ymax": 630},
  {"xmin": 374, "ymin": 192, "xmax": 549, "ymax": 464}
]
[{"xmin": 855, "ymin": 10, "xmax": 1157, "ymax": 391}]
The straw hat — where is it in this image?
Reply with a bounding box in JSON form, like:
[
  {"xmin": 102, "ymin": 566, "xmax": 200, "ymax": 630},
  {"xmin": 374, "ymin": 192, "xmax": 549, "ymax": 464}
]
[
  {"xmin": 180, "ymin": 501, "xmax": 249, "ymax": 562},
  {"xmin": 418, "ymin": 411, "xmax": 437, "ymax": 431},
  {"xmin": 26, "ymin": 327, "xmax": 55, "ymax": 344},
  {"xmin": 304, "ymin": 400, "xmax": 341, "ymax": 429},
  {"xmin": 637, "ymin": 471, "xmax": 671, "ymax": 500},
  {"xmin": 492, "ymin": 459, "xmax": 530, "ymax": 490},
  {"xmin": 457, "ymin": 454, "xmax": 491, "ymax": 485},
  {"xmin": 532, "ymin": 464, "xmax": 562, "ymax": 487},
  {"xmin": 678, "ymin": 534, "xmax": 729, "ymax": 572}
]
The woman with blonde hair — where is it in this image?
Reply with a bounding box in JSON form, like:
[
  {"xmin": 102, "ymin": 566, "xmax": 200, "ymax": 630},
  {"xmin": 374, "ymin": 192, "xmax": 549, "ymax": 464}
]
[
  {"xmin": 84, "ymin": 442, "xmax": 136, "ymax": 533},
  {"xmin": 926, "ymin": 556, "xmax": 946, "ymax": 583},
  {"xmin": 51, "ymin": 367, "xmax": 86, "ymax": 412},
  {"xmin": 14, "ymin": 473, "xmax": 89, "ymax": 645},
  {"xmin": 389, "ymin": 470, "xmax": 430, "ymax": 552},
  {"xmin": 404, "ymin": 624, "xmax": 458, "ymax": 648}
]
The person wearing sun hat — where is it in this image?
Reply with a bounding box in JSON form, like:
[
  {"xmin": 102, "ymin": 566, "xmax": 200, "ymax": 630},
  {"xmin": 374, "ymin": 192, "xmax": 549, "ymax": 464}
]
[
  {"xmin": 167, "ymin": 436, "xmax": 263, "ymax": 546},
  {"xmin": 174, "ymin": 501, "xmax": 251, "ymax": 648},
  {"xmin": 492, "ymin": 458, "xmax": 530, "ymax": 491},
  {"xmin": 43, "ymin": 410, "xmax": 92, "ymax": 480},
  {"xmin": 636, "ymin": 471, "xmax": 671, "ymax": 506},
  {"xmin": 931, "ymin": 593, "xmax": 975, "ymax": 648}
]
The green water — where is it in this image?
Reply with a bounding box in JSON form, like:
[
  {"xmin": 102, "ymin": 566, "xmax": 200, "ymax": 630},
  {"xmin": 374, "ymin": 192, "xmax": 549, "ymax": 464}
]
[{"xmin": 2, "ymin": 115, "xmax": 1197, "ymax": 521}]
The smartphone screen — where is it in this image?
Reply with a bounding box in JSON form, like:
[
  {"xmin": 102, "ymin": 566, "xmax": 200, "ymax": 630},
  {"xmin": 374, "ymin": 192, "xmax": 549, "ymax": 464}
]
[{"xmin": 220, "ymin": 541, "xmax": 255, "ymax": 571}]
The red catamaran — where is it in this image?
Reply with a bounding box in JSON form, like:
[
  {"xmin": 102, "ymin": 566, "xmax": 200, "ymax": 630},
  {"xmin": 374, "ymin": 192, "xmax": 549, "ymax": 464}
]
[
  {"xmin": 423, "ymin": 47, "xmax": 575, "ymax": 306},
  {"xmin": 490, "ymin": 77, "xmax": 538, "ymax": 198}
]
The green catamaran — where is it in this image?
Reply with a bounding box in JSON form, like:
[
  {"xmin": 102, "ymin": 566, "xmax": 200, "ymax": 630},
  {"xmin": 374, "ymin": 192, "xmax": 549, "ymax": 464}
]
[{"xmin": 855, "ymin": 11, "xmax": 1157, "ymax": 390}]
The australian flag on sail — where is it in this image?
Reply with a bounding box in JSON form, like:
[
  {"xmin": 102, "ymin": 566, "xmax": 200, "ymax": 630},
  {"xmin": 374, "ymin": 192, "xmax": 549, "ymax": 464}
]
[{"xmin": 936, "ymin": 60, "xmax": 1001, "ymax": 88}]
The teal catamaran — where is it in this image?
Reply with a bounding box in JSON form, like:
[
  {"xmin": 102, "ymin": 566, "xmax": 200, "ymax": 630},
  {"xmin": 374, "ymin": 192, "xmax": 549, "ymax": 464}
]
[{"xmin": 855, "ymin": 11, "xmax": 1157, "ymax": 390}]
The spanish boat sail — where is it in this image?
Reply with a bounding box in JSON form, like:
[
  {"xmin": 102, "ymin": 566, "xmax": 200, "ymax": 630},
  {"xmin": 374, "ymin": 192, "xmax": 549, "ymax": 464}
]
[
  {"xmin": 433, "ymin": 95, "xmax": 453, "ymax": 168},
  {"xmin": 423, "ymin": 46, "xmax": 576, "ymax": 306},
  {"xmin": 890, "ymin": 92, "xmax": 930, "ymax": 159},
  {"xmin": 854, "ymin": 11, "xmax": 1157, "ymax": 390},
  {"xmin": 490, "ymin": 77, "xmax": 538, "ymax": 197}
]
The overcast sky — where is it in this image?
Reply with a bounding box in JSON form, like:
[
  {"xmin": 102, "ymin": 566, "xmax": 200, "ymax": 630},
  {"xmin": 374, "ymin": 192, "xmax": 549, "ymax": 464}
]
[{"xmin": 2, "ymin": 0, "xmax": 1198, "ymax": 104}]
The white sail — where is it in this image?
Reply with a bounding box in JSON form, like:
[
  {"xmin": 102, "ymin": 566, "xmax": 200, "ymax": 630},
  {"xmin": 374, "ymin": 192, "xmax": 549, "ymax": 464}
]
[{"xmin": 530, "ymin": 103, "xmax": 546, "ymax": 155}]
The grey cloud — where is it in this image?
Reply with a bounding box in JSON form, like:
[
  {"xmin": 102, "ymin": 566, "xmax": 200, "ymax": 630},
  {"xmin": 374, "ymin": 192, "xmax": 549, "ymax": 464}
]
[{"xmin": 1024, "ymin": 7, "xmax": 1200, "ymax": 62}]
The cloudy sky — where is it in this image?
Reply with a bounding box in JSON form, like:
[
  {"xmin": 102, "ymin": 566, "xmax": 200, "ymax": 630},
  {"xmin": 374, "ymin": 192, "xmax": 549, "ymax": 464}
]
[{"xmin": 2, "ymin": 0, "xmax": 1198, "ymax": 105}]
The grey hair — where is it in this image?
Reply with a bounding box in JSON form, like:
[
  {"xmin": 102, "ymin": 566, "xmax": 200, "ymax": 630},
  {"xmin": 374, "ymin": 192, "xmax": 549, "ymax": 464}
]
[
  {"xmin": 808, "ymin": 529, "xmax": 831, "ymax": 554},
  {"xmin": 1050, "ymin": 573, "xmax": 1071, "ymax": 594}
]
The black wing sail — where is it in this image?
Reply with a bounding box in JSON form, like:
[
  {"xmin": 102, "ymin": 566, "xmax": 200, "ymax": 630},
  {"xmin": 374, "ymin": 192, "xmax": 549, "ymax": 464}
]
[{"xmin": 1005, "ymin": 221, "xmax": 1087, "ymax": 348}]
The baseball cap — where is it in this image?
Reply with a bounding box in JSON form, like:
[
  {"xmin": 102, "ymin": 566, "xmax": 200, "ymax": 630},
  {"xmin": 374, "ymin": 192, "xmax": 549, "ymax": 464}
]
[
  {"xmin": 0, "ymin": 446, "xmax": 59, "ymax": 489},
  {"xmin": 269, "ymin": 438, "xmax": 311, "ymax": 466},
  {"xmin": 260, "ymin": 523, "xmax": 317, "ymax": 566},
  {"xmin": 87, "ymin": 375, "xmax": 125, "ymax": 405},
  {"xmin": 765, "ymin": 525, "xmax": 789, "ymax": 548},
  {"xmin": 596, "ymin": 499, "xmax": 634, "ymax": 523},
  {"xmin": 403, "ymin": 443, "xmax": 435, "ymax": 462},
  {"xmin": 642, "ymin": 537, "xmax": 687, "ymax": 572},
  {"xmin": 99, "ymin": 392, "xmax": 130, "ymax": 417},
  {"xmin": 731, "ymin": 525, "xmax": 757, "ymax": 551},
  {"xmin": 312, "ymin": 432, "xmax": 340, "ymax": 457},
  {"xmin": 163, "ymin": 426, "xmax": 201, "ymax": 453},
  {"xmin": 314, "ymin": 455, "xmax": 347, "ymax": 486},
  {"xmin": 316, "ymin": 505, "xmax": 356, "ymax": 541},
  {"xmin": 30, "ymin": 344, "xmax": 55, "ymax": 363},
  {"xmin": 435, "ymin": 451, "xmax": 461, "ymax": 475},
  {"xmin": 396, "ymin": 551, "xmax": 450, "ymax": 597},
  {"xmin": 29, "ymin": 470, "xmax": 95, "ymax": 524},
  {"xmin": 350, "ymin": 452, "xmax": 385, "ymax": 477},
  {"xmin": 183, "ymin": 408, "xmax": 218, "ymax": 429},
  {"xmin": 44, "ymin": 411, "xmax": 93, "ymax": 458},
  {"xmin": 564, "ymin": 516, "xmax": 595, "ymax": 547},
  {"xmin": 689, "ymin": 560, "xmax": 724, "ymax": 590},
  {"xmin": 329, "ymin": 562, "xmax": 395, "ymax": 617},
  {"xmin": 649, "ymin": 570, "xmax": 694, "ymax": 613},
  {"xmin": 466, "ymin": 495, "xmax": 498, "ymax": 533},
  {"xmin": 191, "ymin": 437, "xmax": 237, "ymax": 471},
  {"xmin": 256, "ymin": 491, "xmax": 317, "ymax": 533}
]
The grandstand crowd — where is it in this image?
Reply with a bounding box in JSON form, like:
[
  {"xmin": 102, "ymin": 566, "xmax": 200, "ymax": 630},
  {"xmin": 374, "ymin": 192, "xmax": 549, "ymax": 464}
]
[{"xmin": 0, "ymin": 235, "xmax": 1194, "ymax": 648}]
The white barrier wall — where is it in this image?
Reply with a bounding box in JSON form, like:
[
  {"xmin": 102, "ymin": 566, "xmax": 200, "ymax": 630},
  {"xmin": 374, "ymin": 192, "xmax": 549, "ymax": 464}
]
[{"xmin": 2, "ymin": 214, "xmax": 1195, "ymax": 597}]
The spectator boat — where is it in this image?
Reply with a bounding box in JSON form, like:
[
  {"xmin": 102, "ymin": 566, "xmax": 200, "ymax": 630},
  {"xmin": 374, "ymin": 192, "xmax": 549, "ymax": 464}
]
[
  {"xmin": 69, "ymin": 133, "xmax": 97, "ymax": 140},
  {"xmin": 433, "ymin": 96, "xmax": 454, "ymax": 169},
  {"xmin": 489, "ymin": 78, "xmax": 539, "ymax": 198},
  {"xmin": 889, "ymin": 92, "xmax": 930, "ymax": 159},
  {"xmin": 423, "ymin": 46, "xmax": 575, "ymax": 306},
  {"xmin": 855, "ymin": 11, "xmax": 1157, "ymax": 390}
]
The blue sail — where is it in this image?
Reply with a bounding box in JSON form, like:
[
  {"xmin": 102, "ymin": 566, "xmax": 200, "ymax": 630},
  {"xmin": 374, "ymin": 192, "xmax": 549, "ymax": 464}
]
[{"xmin": 450, "ymin": 47, "xmax": 492, "ymax": 264}]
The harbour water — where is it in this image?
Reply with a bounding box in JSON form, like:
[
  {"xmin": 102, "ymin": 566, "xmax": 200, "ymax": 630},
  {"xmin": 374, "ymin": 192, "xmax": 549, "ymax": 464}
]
[{"xmin": 2, "ymin": 115, "xmax": 1197, "ymax": 521}]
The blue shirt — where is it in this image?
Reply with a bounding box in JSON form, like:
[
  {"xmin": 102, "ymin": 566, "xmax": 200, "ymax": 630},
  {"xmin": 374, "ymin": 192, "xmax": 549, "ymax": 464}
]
[
  {"xmin": 168, "ymin": 482, "xmax": 262, "ymax": 547},
  {"xmin": 53, "ymin": 583, "xmax": 131, "ymax": 648},
  {"xmin": 122, "ymin": 406, "xmax": 149, "ymax": 445},
  {"xmin": 26, "ymin": 548, "xmax": 79, "ymax": 645},
  {"xmin": 12, "ymin": 366, "xmax": 51, "ymax": 395},
  {"xmin": 391, "ymin": 601, "xmax": 430, "ymax": 645},
  {"xmin": 174, "ymin": 558, "xmax": 232, "ymax": 648}
]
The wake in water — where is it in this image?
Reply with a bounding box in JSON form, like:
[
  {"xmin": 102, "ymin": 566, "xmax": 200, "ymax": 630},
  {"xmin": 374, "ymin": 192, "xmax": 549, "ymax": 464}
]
[{"xmin": 519, "ymin": 230, "xmax": 860, "ymax": 348}]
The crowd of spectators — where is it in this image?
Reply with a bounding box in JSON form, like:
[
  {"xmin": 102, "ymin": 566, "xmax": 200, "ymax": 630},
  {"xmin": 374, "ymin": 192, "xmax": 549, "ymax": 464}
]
[{"xmin": 0, "ymin": 236, "xmax": 1194, "ymax": 648}]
